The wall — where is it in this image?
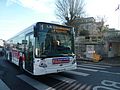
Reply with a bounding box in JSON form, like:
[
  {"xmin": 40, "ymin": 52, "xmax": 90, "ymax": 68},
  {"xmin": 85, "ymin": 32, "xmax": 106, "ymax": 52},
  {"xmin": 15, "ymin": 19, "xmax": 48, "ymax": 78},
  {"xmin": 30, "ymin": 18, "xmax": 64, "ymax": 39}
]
[{"xmin": 107, "ymin": 42, "xmax": 120, "ymax": 57}]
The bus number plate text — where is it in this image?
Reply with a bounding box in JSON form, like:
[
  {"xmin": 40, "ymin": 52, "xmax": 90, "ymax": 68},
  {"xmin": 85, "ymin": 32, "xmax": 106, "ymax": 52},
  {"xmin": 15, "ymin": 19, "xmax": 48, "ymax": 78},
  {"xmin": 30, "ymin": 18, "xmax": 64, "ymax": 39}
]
[{"xmin": 52, "ymin": 58, "xmax": 70, "ymax": 64}]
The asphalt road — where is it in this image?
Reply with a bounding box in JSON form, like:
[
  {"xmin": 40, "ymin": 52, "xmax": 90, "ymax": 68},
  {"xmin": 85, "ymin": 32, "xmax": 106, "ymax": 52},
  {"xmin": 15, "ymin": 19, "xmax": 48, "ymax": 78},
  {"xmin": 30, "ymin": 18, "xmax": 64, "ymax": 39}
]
[{"xmin": 0, "ymin": 56, "xmax": 120, "ymax": 90}]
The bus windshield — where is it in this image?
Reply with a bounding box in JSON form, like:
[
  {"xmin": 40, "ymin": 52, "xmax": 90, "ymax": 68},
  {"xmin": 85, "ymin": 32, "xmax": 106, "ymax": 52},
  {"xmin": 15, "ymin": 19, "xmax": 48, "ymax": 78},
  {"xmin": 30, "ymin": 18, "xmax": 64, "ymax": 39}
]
[{"xmin": 35, "ymin": 29, "xmax": 73, "ymax": 58}]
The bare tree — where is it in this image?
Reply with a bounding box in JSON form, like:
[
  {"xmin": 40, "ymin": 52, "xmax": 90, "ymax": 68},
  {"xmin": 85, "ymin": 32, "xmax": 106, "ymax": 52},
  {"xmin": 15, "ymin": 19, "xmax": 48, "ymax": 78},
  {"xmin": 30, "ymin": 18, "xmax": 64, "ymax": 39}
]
[
  {"xmin": 55, "ymin": 0, "xmax": 85, "ymax": 26},
  {"xmin": 96, "ymin": 16, "xmax": 107, "ymax": 32},
  {"xmin": 79, "ymin": 29, "xmax": 89, "ymax": 36}
]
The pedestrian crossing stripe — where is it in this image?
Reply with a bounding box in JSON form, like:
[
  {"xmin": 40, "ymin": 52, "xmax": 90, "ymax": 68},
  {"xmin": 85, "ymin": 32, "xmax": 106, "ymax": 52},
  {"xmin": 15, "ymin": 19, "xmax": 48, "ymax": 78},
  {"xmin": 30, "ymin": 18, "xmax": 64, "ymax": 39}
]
[
  {"xmin": 17, "ymin": 74, "xmax": 92, "ymax": 90},
  {"xmin": 50, "ymin": 75, "xmax": 76, "ymax": 83},
  {"xmin": 77, "ymin": 67, "xmax": 98, "ymax": 72},
  {"xmin": 100, "ymin": 70, "xmax": 120, "ymax": 75},
  {"xmin": 47, "ymin": 75, "xmax": 77, "ymax": 90},
  {"xmin": 65, "ymin": 70, "xmax": 90, "ymax": 76},
  {"xmin": 80, "ymin": 64, "xmax": 111, "ymax": 68},
  {"xmin": 0, "ymin": 79, "xmax": 10, "ymax": 90},
  {"xmin": 78, "ymin": 65, "xmax": 106, "ymax": 69},
  {"xmin": 71, "ymin": 83, "xmax": 81, "ymax": 90},
  {"xmin": 64, "ymin": 82, "xmax": 77, "ymax": 90}
]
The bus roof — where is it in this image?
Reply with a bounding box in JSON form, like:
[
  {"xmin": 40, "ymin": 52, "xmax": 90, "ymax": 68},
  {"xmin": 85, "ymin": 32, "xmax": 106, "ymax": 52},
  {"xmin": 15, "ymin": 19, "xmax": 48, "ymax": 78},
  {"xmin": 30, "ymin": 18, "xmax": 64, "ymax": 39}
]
[
  {"xmin": 36, "ymin": 22, "xmax": 72, "ymax": 28},
  {"xmin": 7, "ymin": 22, "xmax": 73, "ymax": 41}
]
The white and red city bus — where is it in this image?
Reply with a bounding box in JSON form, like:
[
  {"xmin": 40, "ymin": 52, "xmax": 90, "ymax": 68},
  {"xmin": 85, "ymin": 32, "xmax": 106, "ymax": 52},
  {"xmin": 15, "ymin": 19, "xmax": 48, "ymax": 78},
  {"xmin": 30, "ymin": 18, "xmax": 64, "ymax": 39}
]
[{"xmin": 6, "ymin": 22, "xmax": 77, "ymax": 75}]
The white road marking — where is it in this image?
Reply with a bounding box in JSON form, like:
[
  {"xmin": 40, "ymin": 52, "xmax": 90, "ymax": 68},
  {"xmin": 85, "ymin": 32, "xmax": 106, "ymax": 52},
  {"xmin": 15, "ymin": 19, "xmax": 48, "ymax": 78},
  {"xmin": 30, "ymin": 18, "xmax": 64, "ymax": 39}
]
[
  {"xmin": 65, "ymin": 82, "xmax": 77, "ymax": 90},
  {"xmin": 99, "ymin": 70, "xmax": 120, "ymax": 75},
  {"xmin": 85, "ymin": 85, "xmax": 92, "ymax": 90},
  {"xmin": 93, "ymin": 86, "xmax": 117, "ymax": 90},
  {"xmin": 17, "ymin": 74, "xmax": 54, "ymax": 90},
  {"xmin": 0, "ymin": 79, "xmax": 10, "ymax": 90},
  {"xmin": 78, "ymin": 84, "xmax": 87, "ymax": 90},
  {"xmin": 47, "ymin": 75, "xmax": 76, "ymax": 90},
  {"xmin": 72, "ymin": 83, "xmax": 81, "ymax": 90},
  {"xmin": 101, "ymin": 80, "xmax": 120, "ymax": 89},
  {"xmin": 80, "ymin": 64, "xmax": 111, "ymax": 68},
  {"xmin": 49, "ymin": 82, "xmax": 66, "ymax": 90},
  {"xmin": 65, "ymin": 70, "xmax": 90, "ymax": 76},
  {"xmin": 77, "ymin": 67, "xmax": 98, "ymax": 72},
  {"xmin": 50, "ymin": 75, "xmax": 76, "ymax": 83},
  {"xmin": 78, "ymin": 65, "xmax": 106, "ymax": 69}
]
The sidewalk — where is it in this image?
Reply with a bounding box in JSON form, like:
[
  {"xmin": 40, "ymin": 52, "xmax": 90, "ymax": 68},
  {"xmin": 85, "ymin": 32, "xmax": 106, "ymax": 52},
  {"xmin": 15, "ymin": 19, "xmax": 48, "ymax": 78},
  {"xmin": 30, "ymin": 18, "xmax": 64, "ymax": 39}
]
[{"xmin": 77, "ymin": 57, "xmax": 120, "ymax": 66}]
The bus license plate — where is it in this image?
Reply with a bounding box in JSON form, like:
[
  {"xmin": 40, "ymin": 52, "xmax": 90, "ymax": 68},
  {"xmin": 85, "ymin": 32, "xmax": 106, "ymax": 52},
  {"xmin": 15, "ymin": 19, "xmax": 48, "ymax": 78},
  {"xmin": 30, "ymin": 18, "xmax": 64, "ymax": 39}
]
[{"xmin": 57, "ymin": 69, "xmax": 65, "ymax": 72}]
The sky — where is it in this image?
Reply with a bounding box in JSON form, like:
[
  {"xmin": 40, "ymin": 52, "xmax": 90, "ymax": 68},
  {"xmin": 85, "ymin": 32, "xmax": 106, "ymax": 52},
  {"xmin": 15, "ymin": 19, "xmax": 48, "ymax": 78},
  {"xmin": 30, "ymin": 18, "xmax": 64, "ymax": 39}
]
[{"xmin": 0, "ymin": 0, "xmax": 120, "ymax": 40}]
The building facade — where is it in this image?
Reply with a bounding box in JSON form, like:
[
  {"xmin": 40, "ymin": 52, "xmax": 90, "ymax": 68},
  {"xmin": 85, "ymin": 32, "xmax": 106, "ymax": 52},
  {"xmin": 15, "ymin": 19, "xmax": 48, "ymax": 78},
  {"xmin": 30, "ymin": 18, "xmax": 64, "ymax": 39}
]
[
  {"xmin": 104, "ymin": 29, "xmax": 120, "ymax": 57},
  {"xmin": 75, "ymin": 17, "xmax": 106, "ymax": 60}
]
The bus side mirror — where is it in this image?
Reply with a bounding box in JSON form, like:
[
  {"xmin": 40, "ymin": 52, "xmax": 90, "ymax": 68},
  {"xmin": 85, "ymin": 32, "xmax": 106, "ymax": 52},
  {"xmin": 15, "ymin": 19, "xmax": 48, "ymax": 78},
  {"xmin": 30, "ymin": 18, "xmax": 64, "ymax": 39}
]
[
  {"xmin": 34, "ymin": 26, "xmax": 38, "ymax": 37},
  {"xmin": 22, "ymin": 40, "xmax": 27, "ymax": 44}
]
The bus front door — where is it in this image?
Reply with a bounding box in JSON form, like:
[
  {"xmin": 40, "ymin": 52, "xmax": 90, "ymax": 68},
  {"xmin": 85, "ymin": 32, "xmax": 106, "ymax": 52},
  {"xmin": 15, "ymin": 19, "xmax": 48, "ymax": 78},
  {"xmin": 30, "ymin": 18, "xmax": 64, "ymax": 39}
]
[{"xmin": 25, "ymin": 34, "xmax": 33, "ymax": 73}]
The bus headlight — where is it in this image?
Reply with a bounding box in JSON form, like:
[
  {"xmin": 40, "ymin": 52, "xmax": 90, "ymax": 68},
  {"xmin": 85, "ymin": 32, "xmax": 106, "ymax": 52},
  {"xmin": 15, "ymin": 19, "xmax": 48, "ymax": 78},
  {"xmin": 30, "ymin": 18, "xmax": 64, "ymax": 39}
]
[{"xmin": 39, "ymin": 60, "xmax": 47, "ymax": 68}]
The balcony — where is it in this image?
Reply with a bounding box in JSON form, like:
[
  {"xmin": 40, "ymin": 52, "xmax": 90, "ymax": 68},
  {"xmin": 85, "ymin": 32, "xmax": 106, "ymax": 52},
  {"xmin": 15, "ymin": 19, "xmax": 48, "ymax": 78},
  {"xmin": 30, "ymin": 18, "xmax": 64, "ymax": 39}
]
[{"xmin": 75, "ymin": 36, "xmax": 104, "ymax": 45}]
